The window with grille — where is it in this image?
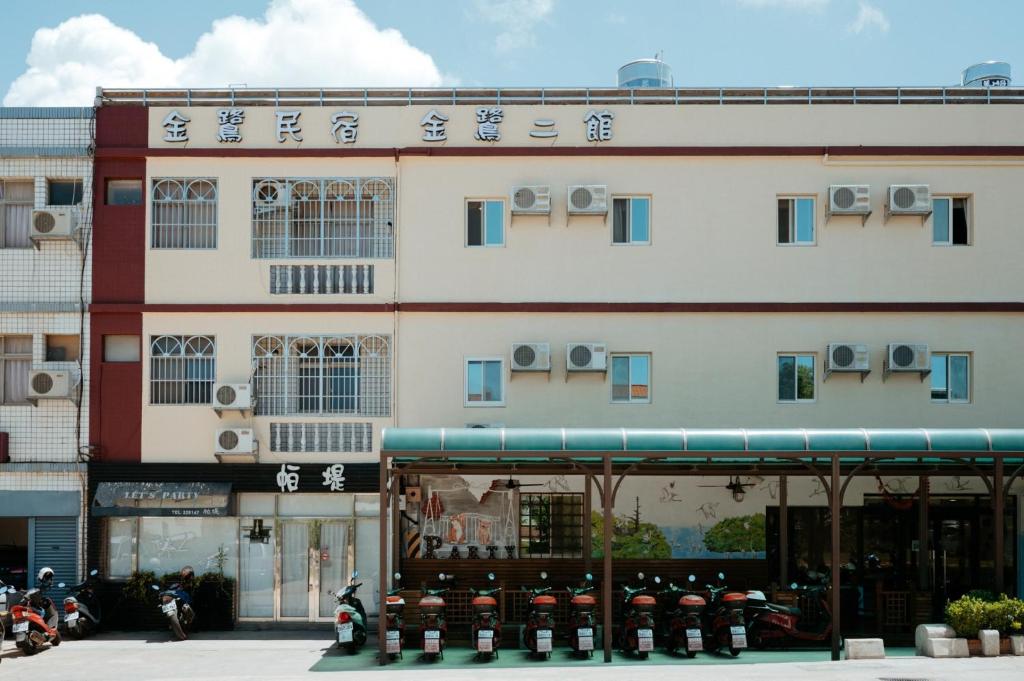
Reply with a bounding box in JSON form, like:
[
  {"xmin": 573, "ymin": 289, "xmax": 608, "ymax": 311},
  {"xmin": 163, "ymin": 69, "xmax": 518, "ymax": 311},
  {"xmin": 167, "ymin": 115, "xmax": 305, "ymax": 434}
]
[
  {"xmin": 0, "ymin": 336, "xmax": 32, "ymax": 404},
  {"xmin": 519, "ymin": 493, "xmax": 584, "ymax": 558},
  {"xmin": 149, "ymin": 335, "xmax": 216, "ymax": 405},
  {"xmin": 252, "ymin": 335, "xmax": 391, "ymax": 417},
  {"xmin": 251, "ymin": 177, "xmax": 395, "ymax": 259},
  {"xmin": 269, "ymin": 422, "xmax": 373, "ymax": 452},
  {"xmin": 1, "ymin": 180, "xmax": 34, "ymax": 249},
  {"xmin": 151, "ymin": 178, "xmax": 218, "ymax": 249}
]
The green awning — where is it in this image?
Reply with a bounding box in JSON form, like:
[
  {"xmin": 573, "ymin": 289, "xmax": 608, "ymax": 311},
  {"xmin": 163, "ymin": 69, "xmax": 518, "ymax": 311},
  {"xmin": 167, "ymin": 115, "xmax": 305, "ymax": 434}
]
[{"xmin": 382, "ymin": 427, "xmax": 1024, "ymax": 456}]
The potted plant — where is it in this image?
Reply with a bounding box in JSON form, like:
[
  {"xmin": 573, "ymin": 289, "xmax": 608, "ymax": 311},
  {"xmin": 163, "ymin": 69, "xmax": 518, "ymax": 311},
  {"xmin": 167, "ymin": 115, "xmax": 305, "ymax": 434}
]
[{"xmin": 945, "ymin": 594, "xmax": 1024, "ymax": 655}]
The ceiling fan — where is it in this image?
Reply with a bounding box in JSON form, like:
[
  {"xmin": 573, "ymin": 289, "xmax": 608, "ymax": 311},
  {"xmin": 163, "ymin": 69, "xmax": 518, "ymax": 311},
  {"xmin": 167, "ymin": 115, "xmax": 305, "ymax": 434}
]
[
  {"xmin": 497, "ymin": 476, "xmax": 546, "ymax": 490},
  {"xmin": 698, "ymin": 476, "xmax": 756, "ymax": 502}
]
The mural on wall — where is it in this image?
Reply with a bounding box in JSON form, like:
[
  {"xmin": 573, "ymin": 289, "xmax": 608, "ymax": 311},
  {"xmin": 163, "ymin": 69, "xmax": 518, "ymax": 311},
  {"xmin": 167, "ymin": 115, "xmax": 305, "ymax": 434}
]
[
  {"xmin": 591, "ymin": 497, "xmax": 671, "ymax": 559},
  {"xmin": 418, "ymin": 476, "xmax": 518, "ymax": 558}
]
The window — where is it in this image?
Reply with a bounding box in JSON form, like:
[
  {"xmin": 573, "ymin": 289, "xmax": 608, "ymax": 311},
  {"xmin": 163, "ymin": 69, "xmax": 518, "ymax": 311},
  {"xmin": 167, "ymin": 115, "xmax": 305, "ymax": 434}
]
[
  {"xmin": 778, "ymin": 354, "xmax": 815, "ymax": 402},
  {"xmin": 611, "ymin": 353, "xmax": 651, "ymax": 403},
  {"xmin": 107, "ymin": 179, "xmax": 143, "ymax": 206},
  {"xmin": 519, "ymin": 493, "xmax": 583, "ymax": 558},
  {"xmin": 466, "ymin": 200, "xmax": 504, "ymax": 247},
  {"xmin": 612, "ymin": 197, "xmax": 650, "ymax": 244},
  {"xmin": 251, "ymin": 177, "xmax": 395, "ymax": 258},
  {"xmin": 45, "ymin": 335, "xmax": 80, "ymax": 362},
  {"xmin": 152, "ymin": 178, "xmax": 218, "ymax": 249},
  {"xmin": 47, "ymin": 179, "xmax": 83, "ymax": 206},
  {"xmin": 777, "ymin": 197, "xmax": 815, "ymax": 245},
  {"xmin": 104, "ymin": 335, "xmax": 141, "ymax": 363},
  {"xmin": 0, "ymin": 336, "xmax": 32, "ymax": 404},
  {"xmin": 933, "ymin": 197, "xmax": 970, "ymax": 246},
  {"xmin": 1, "ymin": 180, "xmax": 34, "ymax": 249},
  {"xmin": 465, "ymin": 358, "xmax": 504, "ymax": 406},
  {"xmin": 931, "ymin": 353, "xmax": 970, "ymax": 403},
  {"xmin": 149, "ymin": 335, "xmax": 216, "ymax": 405},
  {"xmin": 252, "ymin": 335, "xmax": 391, "ymax": 417}
]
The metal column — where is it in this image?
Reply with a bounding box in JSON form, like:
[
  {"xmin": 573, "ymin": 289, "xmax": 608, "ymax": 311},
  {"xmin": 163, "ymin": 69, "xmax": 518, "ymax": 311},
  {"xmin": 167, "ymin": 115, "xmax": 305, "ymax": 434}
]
[
  {"xmin": 830, "ymin": 455, "xmax": 841, "ymax": 661},
  {"xmin": 602, "ymin": 454, "xmax": 613, "ymax": 663},
  {"xmin": 917, "ymin": 476, "xmax": 930, "ymax": 590},
  {"xmin": 584, "ymin": 472, "xmax": 593, "ymax": 574},
  {"xmin": 377, "ymin": 453, "xmax": 388, "ymax": 666},
  {"xmin": 994, "ymin": 457, "xmax": 1005, "ymax": 595},
  {"xmin": 779, "ymin": 474, "xmax": 788, "ymax": 587}
]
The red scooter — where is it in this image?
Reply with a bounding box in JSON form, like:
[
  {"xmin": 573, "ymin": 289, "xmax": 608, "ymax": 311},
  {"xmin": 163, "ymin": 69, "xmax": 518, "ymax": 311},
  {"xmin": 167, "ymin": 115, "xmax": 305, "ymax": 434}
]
[
  {"xmin": 661, "ymin": 574, "xmax": 706, "ymax": 658},
  {"xmin": 470, "ymin": 573, "xmax": 502, "ymax": 660},
  {"xmin": 523, "ymin": 571, "xmax": 556, "ymax": 659},
  {"xmin": 745, "ymin": 581, "xmax": 832, "ymax": 648},
  {"xmin": 383, "ymin": 572, "xmax": 405, "ymax": 660},
  {"xmin": 567, "ymin": 573, "xmax": 597, "ymax": 658},
  {"xmin": 11, "ymin": 567, "xmax": 61, "ymax": 655},
  {"xmin": 618, "ymin": 572, "xmax": 657, "ymax": 659},
  {"xmin": 418, "ymin": 573, "xmax": 451, "ymax": 662},
  {"xmin": 702, "ymin": 572, "xmax": 747, "ymax": 656}
]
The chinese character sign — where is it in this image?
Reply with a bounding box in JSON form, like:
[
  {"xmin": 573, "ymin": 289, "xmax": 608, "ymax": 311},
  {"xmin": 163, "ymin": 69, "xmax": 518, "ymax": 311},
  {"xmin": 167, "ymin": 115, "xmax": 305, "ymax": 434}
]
[
  {"xmin": 420, "ymin": 110, "xmax": 449, "ymax": 142},
  {"xmin": 321, "ymin": 464, "xmax": 346, "ymax": 492},
  {"xmin": 330, "ymin": 112, "xmax": 359, "ymax": 144},
  {"xmin": 474, "ymin": 107, "xmax": 503, "ymax": 142},
  {"xmin": 276, "ymin": 464, "xmax": 300, "ymax": 493},
  {"xmin": 276, "ymin": 110, "xmax": 303, "ymax": 143},
  {"xmin": 583, "ymin": 109, "xmax": 615, "ymax": 142},
  {"xmin": 216, "ymin": 108, "xmax": 244, "ymax": 143},
  {"xmin": 162, "ymin": 111, "xmax": 191, "ymax": 143}
]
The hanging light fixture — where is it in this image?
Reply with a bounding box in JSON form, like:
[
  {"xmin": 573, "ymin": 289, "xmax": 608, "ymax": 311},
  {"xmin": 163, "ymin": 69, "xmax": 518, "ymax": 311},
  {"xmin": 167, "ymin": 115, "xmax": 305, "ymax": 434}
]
[{"xmin": 246, "ymin": 518, "xmax": 271, "ymax": 544}]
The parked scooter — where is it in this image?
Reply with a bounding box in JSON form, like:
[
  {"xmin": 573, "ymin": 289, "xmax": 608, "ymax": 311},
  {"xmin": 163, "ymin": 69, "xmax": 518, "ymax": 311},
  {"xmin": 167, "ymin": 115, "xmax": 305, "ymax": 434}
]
[
  {"xmin": 702, "ymin": 572, "xmax": 747, "ymax": 656},
  {"xmin": 567, "ymin": 573, "xmax": 597, "ymax": 657},
  {"xmin": 619, "ymin": 572, "xmax": 657, "ymax": 659},
  {"xmin": 151, "ymin": 566, "xmax": 196, "ymax": 641},
  {"xmin": 745, "ymin": 580, "xmax": 832, "ymax": 648},
  {"xmin": 522, "ymin": 571, "xmax": 556, "ymax": 659},
  {"xmin": 661, "ymin": 574, "xmax": 706, "ymax": 658},
  {"xmin": 470, "ymin": 572, "xmax": 502, "ymax": 660},
  {"xmin": 0, "ymin": 579, "xmax": 26, "ymax": 634},
  {"xmin": 419, "ymin": 573, "xmax": 452, "ymax": 661},
  {"xmin": 58, "ymin": 569, "xmax": 102, "ymax": 639},
  {"xmin": 333, "ymin": 570, "xmax": 368, "ymax": 654},
  {"xmin": 383, "ymin": 572, "xmax": 405, "ymax": 660},
  {"xmin": 10, "ymin": 567, "xmax": 62, "ymax": 655}
]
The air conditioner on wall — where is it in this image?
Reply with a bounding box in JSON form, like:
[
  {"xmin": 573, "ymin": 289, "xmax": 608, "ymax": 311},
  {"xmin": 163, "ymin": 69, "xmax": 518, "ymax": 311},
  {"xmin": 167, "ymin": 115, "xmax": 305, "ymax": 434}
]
[
  {"xmin": 566, "ymin": 185, "xmax": 608, "ymax": 215},
  {"xmin": 215, "ymin": 428, "xmax": 257, "ymax": 462},
  {"xmin": 27, "ymin": 370, "xmax": 74, "ymax": 403},
  {"xmin": 30, "ymin": 209, "xmax": 77, "ymax": 242},
  {"xmin": 510, "ymin": 343, "xmax": 551, "ymax": 372},
  {"xmin": 824, "ymin": 343, "xmax": 871, "ymax": 381},
  {"xmin": 886, "ymin": 184, "xmax": 932, "ymax": 221},
  {"xmin": 510, "ymin": 186, "xmax": 551, "ymax": 215},
  {"xmin": 827, "ymin": 185, "xmax": 871, "ymax": 224},
  {"xmin": 566, "ymin": 343, "xmax": 607, "ymax": 372},
  {"xmin": 212, "ymin": 383, "xmax": 253, "ymax": 410},
  {"xmin": 885, "ymin": 343, "xmax": 930, "ymax": 381}
]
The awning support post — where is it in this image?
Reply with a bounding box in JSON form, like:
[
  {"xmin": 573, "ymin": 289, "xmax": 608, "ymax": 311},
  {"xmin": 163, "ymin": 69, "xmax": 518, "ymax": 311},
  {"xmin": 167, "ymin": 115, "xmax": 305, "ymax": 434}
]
[
  {"xmin": 584, "ymin": 472, "xmax": 593, "ymax": 574},
  {"xmin": 378, "ymin": 452, "xmax": 388, "ymax": 666},
  {"xmin": 830, "ymin": 453, "xmax": 841, "ymax": 661},
  {"xmin": 994, "ymin": 456, "xmax": 1005, "ymax": 595},
  {"xmin": 917, "ymin": 476, "xmax": 929, "ymax": 591},
  {"xmin": 779, "ymin": 474, "xmax": 788, "ymax": 587},
  {"xmin": 602, "ymin": 453, "xmax": 613, "ymax": 663}
]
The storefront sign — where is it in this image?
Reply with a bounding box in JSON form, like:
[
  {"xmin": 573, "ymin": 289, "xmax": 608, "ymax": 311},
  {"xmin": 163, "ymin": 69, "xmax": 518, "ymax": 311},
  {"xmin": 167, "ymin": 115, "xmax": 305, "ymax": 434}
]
[
  {"xmin": 92, "ymin": 482, "xmax": 231, "ymax": 517},
  {"xmin": 276, "ymin": 463, "xmax": 348, "ymax": 493}
]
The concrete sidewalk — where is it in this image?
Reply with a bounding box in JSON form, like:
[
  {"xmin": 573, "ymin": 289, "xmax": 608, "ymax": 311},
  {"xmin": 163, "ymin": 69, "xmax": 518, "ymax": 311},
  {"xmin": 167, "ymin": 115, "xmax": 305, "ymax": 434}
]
[{"xmin": 1, "ymin": 631, "xmax": 1021, "ymax": 680}]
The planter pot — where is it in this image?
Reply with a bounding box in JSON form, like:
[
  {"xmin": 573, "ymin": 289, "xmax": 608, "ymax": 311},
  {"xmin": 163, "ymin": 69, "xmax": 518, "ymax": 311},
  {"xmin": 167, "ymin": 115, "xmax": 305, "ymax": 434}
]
[{"xmin": 966, "ymin": 637, "xmax": 1014, "ymax": 656}]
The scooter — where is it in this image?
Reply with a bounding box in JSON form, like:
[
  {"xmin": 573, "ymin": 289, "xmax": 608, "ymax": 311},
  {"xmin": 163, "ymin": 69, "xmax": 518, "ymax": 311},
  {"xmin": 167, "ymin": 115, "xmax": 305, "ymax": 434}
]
[
  {"xmin": 419, "ymin": 573, "xmax": 451, "ymax": 661},
  {"xmin": 0, "ymin": 579, "xmax": 26, "ymax": 634},
  {"xmin": 618, "ymin": 572, "xmax": 657, "ymax": 659},
  {"xmin": 522, "ymin": 571, "xmax": 556, "ymax": 659},
  {"xmin": 11, "ymin": 567, "xmax": 61, "ymax": 655},
  {"xmin": 58, "ymin": 569, "xmax": 102, "ymax": 639},
  {"xmin": 383, "ymin": 571, "xmax": 405, "ymax": 660},
  {"xmin": 661, "ymin": 574, "xmax": 706, "ymax": 658},
  {"xmin": 745, "ymin": 581, "xmax": 832, "ymax": 648},
  {"xmin": 333, "ymin": 570, "xmax": 368, "ymax": 654},
  {"xmin": 470, "ymin": 572, "xmax": 502, "ymax": 660},
  {"xmin": 567, "ymin": 572, "xmax": 597, "ymax": 657},
  {"xmin": 152, "ymin": 566, "xmax": 196, "ymax": 641},
  {"xmin": 702, "ymin": 572, "xmax": 747, "ymax": 656}
]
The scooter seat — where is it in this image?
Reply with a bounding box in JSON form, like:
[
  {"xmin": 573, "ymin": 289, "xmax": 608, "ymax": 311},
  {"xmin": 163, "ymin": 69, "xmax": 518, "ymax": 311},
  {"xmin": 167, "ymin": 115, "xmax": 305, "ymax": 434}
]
[
  {"xmin": 419, "ymin": 595, "xmax": 445, "ymax": 607},
  {"xmin": 471, "ymin": 596, "xmax": 497, "ymax": 607},
  {"xmin": 630, "ymin": 595, "xmax": 656, "ymax": 606},
  {"xmin": 385, "ymin": 595, "xmax": 405, "ymax": 605},
  {"xmin": 769, "ymin": 603, "xmax": 801, "ymax": 616},
  {"xmin": 722, "ymin": 592, "xmax": 747, "ymax": 604},
  {"xmin": 571, "ymin": 594, "xmax": 596, "ymax": 606},
  {"xmin": 533, "ymin": 595, "xmax": 557, "ymax": 606},
  {"xmin": 679, "ymin": 594, "xmax": 706, "ymax": 607}
]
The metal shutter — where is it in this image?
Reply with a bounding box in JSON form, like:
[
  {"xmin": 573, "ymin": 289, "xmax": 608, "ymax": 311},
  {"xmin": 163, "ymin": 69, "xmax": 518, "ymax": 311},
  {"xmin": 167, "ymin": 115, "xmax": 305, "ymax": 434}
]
[{"xmin": 31, "ymin": 517, "xmax": 78, "ymax": 605}]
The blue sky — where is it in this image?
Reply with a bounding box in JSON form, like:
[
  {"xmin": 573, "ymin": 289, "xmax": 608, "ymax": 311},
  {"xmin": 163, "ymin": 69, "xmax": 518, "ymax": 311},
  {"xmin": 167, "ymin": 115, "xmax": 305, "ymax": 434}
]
[{"xmin": 2, "ymin": 0, "xmax": 1022, "ymax": 105}]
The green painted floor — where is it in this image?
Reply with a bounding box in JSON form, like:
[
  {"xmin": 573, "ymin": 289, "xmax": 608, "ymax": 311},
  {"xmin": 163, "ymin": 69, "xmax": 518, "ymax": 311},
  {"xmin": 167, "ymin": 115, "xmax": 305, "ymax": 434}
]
[{"xmin": 310, "ymin": 646, "xmax": 917, "ymax": 672}]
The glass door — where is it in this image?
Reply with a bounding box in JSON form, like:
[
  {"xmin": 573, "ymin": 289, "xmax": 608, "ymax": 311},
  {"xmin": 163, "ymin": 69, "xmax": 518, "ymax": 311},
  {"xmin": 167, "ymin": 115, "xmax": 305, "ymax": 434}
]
[
  {"xmin": 934, "ymin": 516, "xmax": 974, "ymax": 603},
  {"xmin": 318, "ymin": 521, "xmax": 350, "ymax": 619},
  {"xmin": 238, "ymin": 518, "xmax": 275, "ymax": 618},
  {"xmin": 277, "ymin": 519, "xmax": 352, "ymax": 622},
  {"xmin": 280, "ymin": 521, "xmax": 312, "ymax": 619}
]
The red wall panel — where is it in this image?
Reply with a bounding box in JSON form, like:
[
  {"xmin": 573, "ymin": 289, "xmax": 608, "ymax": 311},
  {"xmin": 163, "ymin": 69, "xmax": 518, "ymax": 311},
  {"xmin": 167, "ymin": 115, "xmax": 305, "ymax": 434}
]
[{"xmin": 88, "ymin": 314, "xmax": 142, "ymax": 462}]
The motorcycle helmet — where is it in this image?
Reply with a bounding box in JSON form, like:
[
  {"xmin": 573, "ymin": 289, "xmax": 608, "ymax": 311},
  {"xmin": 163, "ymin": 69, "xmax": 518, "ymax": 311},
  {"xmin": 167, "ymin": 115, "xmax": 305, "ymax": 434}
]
[
  {"xmin": 180, "ymin": 565, "xmax": 194, "ymax": 579},
  {"xmin": 38, "ymin": 567, "xmax": 54, "ymax": 584}
]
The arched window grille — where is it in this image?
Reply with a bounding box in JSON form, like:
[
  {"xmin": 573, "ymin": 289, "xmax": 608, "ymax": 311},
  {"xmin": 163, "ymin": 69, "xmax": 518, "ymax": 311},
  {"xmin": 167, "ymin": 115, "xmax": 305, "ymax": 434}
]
[
  {"xmin": 149, "ymin": 335, "xmax": 216, "ymax": 404},
  {"xmin": 151, "ymin": 178, "xmax": 218, "ymax": 249}
]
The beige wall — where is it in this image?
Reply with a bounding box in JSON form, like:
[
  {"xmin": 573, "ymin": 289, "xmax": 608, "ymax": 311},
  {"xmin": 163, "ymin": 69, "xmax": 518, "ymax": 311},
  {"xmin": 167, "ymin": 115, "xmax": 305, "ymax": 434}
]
[
  {"xmin": 140, "ymin": 312, "xmax": 394, "ymax": 463},
  {"xmin": 395, "ymin": 312, "xmax": 1021, "ymax": 429}
]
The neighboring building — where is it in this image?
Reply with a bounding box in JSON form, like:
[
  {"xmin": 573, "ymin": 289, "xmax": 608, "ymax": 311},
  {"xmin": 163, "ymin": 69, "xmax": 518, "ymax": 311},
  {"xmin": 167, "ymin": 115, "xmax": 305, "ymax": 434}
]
[
  {"xmin": 0, "ymin": 107, "xmax": 93, "ymax": 599},
  {"xmin": 87, "ymin": 80, "xmax": 1024, "ymax": 628}
]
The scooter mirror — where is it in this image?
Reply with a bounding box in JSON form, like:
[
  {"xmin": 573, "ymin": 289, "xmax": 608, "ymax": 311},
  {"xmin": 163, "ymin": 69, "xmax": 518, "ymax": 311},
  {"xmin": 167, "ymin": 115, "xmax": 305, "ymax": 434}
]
[
  {"xmin": 654, "ymin": 576, "xmax": 662, "ymax": 584},
  {"xmin": 637, "ymin": 572, "xmax": 645, "ymax": 580},
  {"xmin": 151, "ymin": 585, "xmax": 160, "ymax": 590},
  {"xmin": 438, "ymin": 573, "xmax": 446, "ymax": 581},
  {"xmin": 688, "ymin": 574, "xmax": 696, "ymax": 583},
  {"xmin": 718, "ymin": 572, "xmax": 725, "ymax": 580},
  {"xmin": 393, "ymin": 572, "xmax": 402, "ymax": 581},
  {"xmin": 58, "ymin": 583, "xmax": 66, "ymax": 588},
  {"xmin": 90, "ymin": 569, "xmax": 99, "ymax": 576},
  {"xmin": 540, "ymin": 571, "xmax": 548, "ymax": 580},
  {"xmin": 790, "ymin": 582, "xmax": 799, "ymax": 590},
  {"xmin": 352, "ymin": 570, "xmax": 359, "ymax": 578},
  {"xmin": 487, "ymin": 572, "xmax": 495, "ymax": 581},
  {"xmin": 585, "ymin": 573, "xmax": 593, "ymax": 581}
]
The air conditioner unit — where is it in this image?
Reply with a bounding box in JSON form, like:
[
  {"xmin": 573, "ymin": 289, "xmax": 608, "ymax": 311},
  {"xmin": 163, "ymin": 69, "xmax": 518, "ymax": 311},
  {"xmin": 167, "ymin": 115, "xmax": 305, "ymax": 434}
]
[
  {"xmin": 510, "ymin": 186, "xmax": 551, "ymax": 215},
  {"xmin": 27, "ymin": 370, "xmax": 73, "ymax": 401},
  {"xmin": 827, "ymin": 185, "xmax": 871, "ymax": 224},
  {"xmin": 826, "ymin": 343, "xmax": 870, "ymax": 376},
  {"xmin": 566, "ymin": 342, "xmax": 607, "ymax": 372},
  {"xmin": 215, "ymin": 428, "xmax": 256, "ymax": 455},
  {"xmin": 30, "ymin": 209, "xmax": 76, "ymax": 241},
  {"xmin": 887, "ymin": 343, "xmax": 930, "ymax": 372},
  {"xmin": 212, "ymin": 383, "xmax": 253, "ymax": 410},
  {"xmin": 886, "ymin": 184, "xmax": 932, "ymax": 220},
  {"xmin": 510, "ymin": 343, "xmax": 551, "ymax": 372},
  {"xmin": 566, "ymin": 185, "xmax": 608, "ymax": 215}
]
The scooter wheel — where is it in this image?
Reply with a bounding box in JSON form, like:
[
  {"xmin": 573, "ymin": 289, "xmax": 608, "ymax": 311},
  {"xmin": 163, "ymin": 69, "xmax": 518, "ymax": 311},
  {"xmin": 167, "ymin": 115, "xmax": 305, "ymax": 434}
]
[
  {"xmin": 17, "ymin": 640, "xmax": 39, "ymax": 656},
  {"xmin": 545, "ymin": 651, "xmax": 551, "ymax": 660},
  {"xmin": 729, "ymin": 647, "xmax": 741, "ymax": 657},
  {"xmin": 51, "ymin": 631, "xmax": 62, "ymax": 646},
  {"xmin": 638, "ymin": 650, "xmax": 648, "ymax": 660},
  {"xmin": 686, "ymin": 650, "xmax": 697, "ymax": 659}
]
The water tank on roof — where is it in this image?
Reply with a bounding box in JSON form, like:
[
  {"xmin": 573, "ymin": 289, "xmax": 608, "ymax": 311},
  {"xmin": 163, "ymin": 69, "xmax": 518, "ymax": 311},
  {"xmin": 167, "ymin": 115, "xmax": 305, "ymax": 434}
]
[
  {"xmin": 617, "ymin": 58, "xmax": 673, "ymax": 88},
  {"xmin": 961, "ymin": 61, "xmax": 1011, "ymax": 87}
]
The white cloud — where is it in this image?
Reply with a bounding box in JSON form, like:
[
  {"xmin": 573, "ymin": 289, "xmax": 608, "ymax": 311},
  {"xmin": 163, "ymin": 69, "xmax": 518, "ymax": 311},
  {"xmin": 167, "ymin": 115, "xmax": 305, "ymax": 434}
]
[
  {"xmin": 473, "ymin": 0, "xmax": 554, "ymax": 53},
  {"xmin": 848, "ymin": 1, "xmax": 890, "ymax": 34},
  {"xmin": 4, "ymin": 0, "xmax": 445, "ymax": 106},
  {"xmin": 735, "ymin": 0, "xmax": 829, "ymax": 9}
]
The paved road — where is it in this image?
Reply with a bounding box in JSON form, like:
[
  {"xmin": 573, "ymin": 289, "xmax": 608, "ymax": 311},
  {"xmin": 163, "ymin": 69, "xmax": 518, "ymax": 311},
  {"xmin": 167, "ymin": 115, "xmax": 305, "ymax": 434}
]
[{"xmin": 1, "ymin": 632, "xmax": 1022, "ymax": 680}]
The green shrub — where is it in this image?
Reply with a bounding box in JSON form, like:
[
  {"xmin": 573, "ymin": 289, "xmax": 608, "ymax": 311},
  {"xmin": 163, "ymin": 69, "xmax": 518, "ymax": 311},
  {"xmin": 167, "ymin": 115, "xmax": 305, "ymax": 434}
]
[{"xmin": 945, "ymin": 594, "xmax": 1024, "ymax": 637}]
